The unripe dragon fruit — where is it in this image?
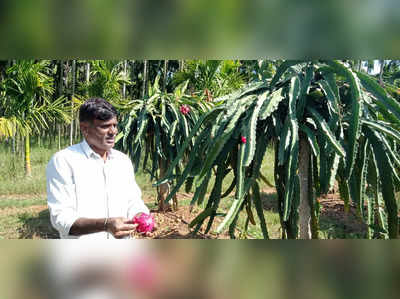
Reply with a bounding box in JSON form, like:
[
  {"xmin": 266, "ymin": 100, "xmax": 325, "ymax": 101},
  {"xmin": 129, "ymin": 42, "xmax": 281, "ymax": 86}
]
[
  {"xmin": 133, "ymin": 213, "xmax": 155, "ymax": 233},
  {"xmin": 180, "ymin": 104, "xmax": 190, "ymax": 115}
]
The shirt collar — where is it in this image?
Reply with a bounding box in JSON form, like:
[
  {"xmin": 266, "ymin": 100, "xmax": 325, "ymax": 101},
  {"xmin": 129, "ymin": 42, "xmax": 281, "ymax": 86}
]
[{"xmin": 80, "ymin": 139, "xmax": 115, "ymax": 160}]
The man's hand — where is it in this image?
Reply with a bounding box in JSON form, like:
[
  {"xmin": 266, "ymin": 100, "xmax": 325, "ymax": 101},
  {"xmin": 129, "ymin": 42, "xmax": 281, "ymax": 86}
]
[
  {"xmin": 132, "ymin": 213, "xmax": 157, "ymax": 238},
  {"xmin": 106, "ymin": 217, "xmax": 137, "ymax": 239}
]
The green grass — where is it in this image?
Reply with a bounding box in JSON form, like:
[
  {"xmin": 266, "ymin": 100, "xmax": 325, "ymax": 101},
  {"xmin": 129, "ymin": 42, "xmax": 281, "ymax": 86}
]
[
  {"xmin": 0, "ymin": 197, "xmax": 46, "ymax": 209},
  {"xmin": 0, "ymin": 202, "xmax": 58, "ymax": 239},
  {"xmin": 0, "ymin": 139, "xmax": 278, "ymax": 239},
  {"xmin": 0, "ymin": 144, "xmax": 55, "ymax": 195}
]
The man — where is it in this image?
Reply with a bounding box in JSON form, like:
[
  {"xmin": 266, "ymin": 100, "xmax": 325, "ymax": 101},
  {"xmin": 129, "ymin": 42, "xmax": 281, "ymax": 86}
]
[{"xmin": 46, "ymin": 98, "xmax": 150, "ymax": 239}]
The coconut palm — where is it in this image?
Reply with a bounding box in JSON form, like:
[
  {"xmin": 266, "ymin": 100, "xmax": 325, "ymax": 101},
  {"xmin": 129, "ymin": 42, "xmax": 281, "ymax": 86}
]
[
  {"xmin": 157, "ymin": 60, "xmax": 400, "ymax": 239},
  {"xmin": 2, "ymin": 60, "xmax": 70, "ymax": 175}
]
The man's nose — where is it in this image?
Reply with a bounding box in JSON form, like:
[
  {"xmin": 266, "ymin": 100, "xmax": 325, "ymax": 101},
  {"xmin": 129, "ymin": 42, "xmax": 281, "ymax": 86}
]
[{"xmin": 109, "ymin": 126, "xmax": 118, "ymax": 135}]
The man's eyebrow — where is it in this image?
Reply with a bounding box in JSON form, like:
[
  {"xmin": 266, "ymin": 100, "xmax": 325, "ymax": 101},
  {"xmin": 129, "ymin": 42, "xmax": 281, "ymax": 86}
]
[{"xmin": 101, "ymin": 123, "xmax": 118, "ymax": 127}]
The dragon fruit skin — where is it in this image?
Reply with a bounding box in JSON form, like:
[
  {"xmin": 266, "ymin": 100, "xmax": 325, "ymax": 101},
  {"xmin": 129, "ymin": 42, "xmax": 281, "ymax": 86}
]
[{"xmin": 133, "ymin": 213, "xmax": 155, "ymax": 233}]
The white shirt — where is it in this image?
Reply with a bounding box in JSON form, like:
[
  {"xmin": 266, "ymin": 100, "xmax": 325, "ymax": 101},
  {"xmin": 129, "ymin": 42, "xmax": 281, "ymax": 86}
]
[{"xmin": 46, "ymin": 139, "xmax": 149, "ymax": 239}]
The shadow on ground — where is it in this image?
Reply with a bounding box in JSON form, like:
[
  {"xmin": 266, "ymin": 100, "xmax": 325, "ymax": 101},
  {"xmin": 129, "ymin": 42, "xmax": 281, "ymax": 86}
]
[
  {"xmin": 318, "ymin": 199, "xmax": 367, "ymax": 239},
  {"xmin": 154, "ymin": 231, "xmax": 214, "ymax": 239},
  {"xmin": 260, "ymin": 191, "xmax": 279, "ymax": 213},
  {"xmin": 13, "ymin": 193, "xmax": 368, "ymax": 239},
  {"xmin": 260, "ymin": 189, "xmax": 367, "ymax": 239},
  {"xmin": 17, "ymin": 209, "xmax": 59, "ymax": 239}
]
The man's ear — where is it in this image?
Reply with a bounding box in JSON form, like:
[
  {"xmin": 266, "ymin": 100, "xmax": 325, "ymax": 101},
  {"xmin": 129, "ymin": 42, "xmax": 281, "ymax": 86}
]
[{"xmin": 80, "ymin": 121, "xmax": 89, "ymax": 136}]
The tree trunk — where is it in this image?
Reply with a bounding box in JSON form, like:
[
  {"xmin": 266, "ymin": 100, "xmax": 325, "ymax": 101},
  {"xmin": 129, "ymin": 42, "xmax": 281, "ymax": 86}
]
[
  {"xmin": 51, "ymin": 122, "xmax": 56, "ymax": 148},
  {"xmin": 163, "ymin": 60, "xmax": 168, "ymax": 91},
  {"xmin": 78, "ymin": 61, "xmax": 90, "ymax": 142},
  {"xmin": 75, "ymin": 63, "xmax": 80, "ymax": 142},
  {"xmin": 379, "ymin": 60, "xmax": 385, "ymax": 86},
  {"xmin": 129, "ymin": 60, "xmax": 135, "ymax": 98},
  {"xmin": 48, "ymin": 127, "xmax": 52, "ymax": 148},
  {"xmin": 298, "ymin": 136, "xmax": 312, "ymax": 239},
  {"xmin": 16, "ymin": 131, "xmax": 20, "ymax": 157},
  {"xmin": 25, "ymin": 133, "xmax": 32, "ymax": 176},
  {"xmin": 142, "ymin": 60, "xmax": 148, "ymax": 98},
  {"xmin": 122, "ymin": 60, "xmax": 127, "ymax": 98},
  {"xmin": 58, "ymin": 124, "xmax": 61, "ymax": 150},
  {"xmin": 157, "ymin": 158, "xmax": 177, "ymax": 212},
  {"xmin": 59, "ymin": 60, "xmax": 64, "ymax": 96},
  {"xmin": 12, "ymin": 131, "xmax": 16, "ymax": 155},
  {"xmin": 158, "ymin": 159, "xmax": 169, "ymax": 212},
  {"xmin": 70, "ymin": 60, "xmax": 76, "ymax": 146},
  {"xmin": 85, "ymin": 62, "xmax": 90, "ymax": 97},
  {"xmin": 75, "ymin": 117, "xmax": 80, "ymax": 142},
  {"xmin": 179, "ymin": 60, "xmax": 184, "ymax": 72}
]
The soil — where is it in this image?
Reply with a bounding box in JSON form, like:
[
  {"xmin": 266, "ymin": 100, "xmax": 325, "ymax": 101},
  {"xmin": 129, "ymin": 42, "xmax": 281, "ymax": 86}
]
[
  {"xmin": 0, "ymin": 193, "xmax": 232, "ymax": 239},
  {"xmin": 0, "ymin": 189, "xmax": 367, "ymax": 239},
  {"xmin": 141, "ymin": 206, "xmax": 231, "ymax": 239},
  {"xmin": 318, "ymin": 192, "xmax": 367, "ymax": 238}
]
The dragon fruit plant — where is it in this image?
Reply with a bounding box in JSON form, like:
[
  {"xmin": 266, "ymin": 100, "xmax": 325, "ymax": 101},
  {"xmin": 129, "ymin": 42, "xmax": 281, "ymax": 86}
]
[
  {"xmin": 156, "ymin": 60, "xmax": 400, "ymax": 239},
  {"xmin": 117, "ymin": 77, "xmax": 214, "ymax": 212}
]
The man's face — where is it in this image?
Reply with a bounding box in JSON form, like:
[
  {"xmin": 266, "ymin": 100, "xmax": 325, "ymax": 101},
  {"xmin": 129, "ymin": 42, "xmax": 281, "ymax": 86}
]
[{"xmin": 81, "ymin": 117, "xmax": 118, "ymax": 153}]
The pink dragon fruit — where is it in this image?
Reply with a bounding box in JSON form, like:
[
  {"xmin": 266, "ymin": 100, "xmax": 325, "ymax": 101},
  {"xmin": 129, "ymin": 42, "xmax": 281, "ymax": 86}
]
[
  {"xmin": 133, "ymin": 213, "xmax": 155, "ymax": 233},
  {"xmin": 241, "ymin": 136, "xmax": 247, "ymax": 144}
]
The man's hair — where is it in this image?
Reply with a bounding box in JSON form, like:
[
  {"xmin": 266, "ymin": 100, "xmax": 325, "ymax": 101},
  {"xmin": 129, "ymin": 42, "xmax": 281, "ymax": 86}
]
[{"xmin": 79, "ymin": 98, "xmax": 117, "ymax": 123}]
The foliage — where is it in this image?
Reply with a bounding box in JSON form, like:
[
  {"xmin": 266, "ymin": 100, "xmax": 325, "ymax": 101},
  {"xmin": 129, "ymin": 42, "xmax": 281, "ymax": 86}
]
[
  {"xmin": 81, "ymin": 60, "xmax": 131, "ymax": 106},
  {"xmin": 157, "ymin": 60, "xmax": 400, "ymax": 239},
  {"xmin": 0, "ymin": 60, "xmax": 70, "ymax": 137},
  {"xmin": 172, "ymin": 60, "xmax": 245, "ymax": 98},
  {"xmin": 240, "ymin": 60, "xmax": 276, "ymax": 82}
]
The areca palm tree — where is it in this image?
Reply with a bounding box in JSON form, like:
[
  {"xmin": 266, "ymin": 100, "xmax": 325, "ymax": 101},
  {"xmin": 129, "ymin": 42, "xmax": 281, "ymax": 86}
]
[
  {"xmin": 2, "ymin": 60, "xmax": 70, "ymax": 176},
  {"xmin": 173, "ymin": 60, "xmax": 245, "ymax": 99},
  {"xmin": 0, "ymin": 116, "xmax": 24, "ymax": 138},
  {"xmin": 83, "ymin": 60, "xmax": 131, "ymax": 107}
]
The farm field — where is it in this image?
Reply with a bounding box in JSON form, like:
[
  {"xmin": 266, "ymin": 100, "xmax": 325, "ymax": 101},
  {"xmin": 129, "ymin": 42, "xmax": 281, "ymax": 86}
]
[
  {"xmin": 1, "ymin": 59, "xmax": 400, "ymax": 239},
  {"xmin": 0, "ymin": 142, "xmax": 367, "ymax": 239}
]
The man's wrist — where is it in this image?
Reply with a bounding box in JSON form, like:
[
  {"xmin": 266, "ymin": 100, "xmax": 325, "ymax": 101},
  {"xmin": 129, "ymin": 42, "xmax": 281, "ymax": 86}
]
[
  {"xmin": 104, "ymin": 217, "xmax": 109, "ymax": 232},
  {"xmin": 70, "ymin": 217, "xmax": 111, "ymax": 236}
]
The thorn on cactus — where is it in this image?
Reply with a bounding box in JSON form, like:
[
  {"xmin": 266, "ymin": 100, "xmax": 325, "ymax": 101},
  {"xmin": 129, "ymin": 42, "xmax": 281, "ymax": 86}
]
[{"xmin": 241, "ymin": 136, "xmax": 247, "ymax": 144}]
